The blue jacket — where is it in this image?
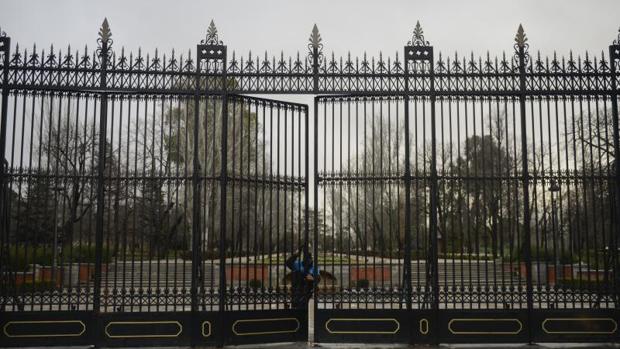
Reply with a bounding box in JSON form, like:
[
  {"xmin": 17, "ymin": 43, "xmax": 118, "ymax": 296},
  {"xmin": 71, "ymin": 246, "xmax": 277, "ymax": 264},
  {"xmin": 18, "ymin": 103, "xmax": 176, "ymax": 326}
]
[{"xmin": 291, "ymin": 260, "xmax": 318, "ymax": 276}]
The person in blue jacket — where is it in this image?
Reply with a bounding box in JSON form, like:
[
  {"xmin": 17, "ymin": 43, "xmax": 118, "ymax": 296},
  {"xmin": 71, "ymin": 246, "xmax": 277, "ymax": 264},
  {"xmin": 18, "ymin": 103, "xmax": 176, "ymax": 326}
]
[{"xmin": 286, "ymin": 247, "xmax": 318, "ymax": 309}]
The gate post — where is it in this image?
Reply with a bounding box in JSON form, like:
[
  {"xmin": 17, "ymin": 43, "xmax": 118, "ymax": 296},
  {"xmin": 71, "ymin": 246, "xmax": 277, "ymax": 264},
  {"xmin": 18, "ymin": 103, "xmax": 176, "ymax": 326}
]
[
  {"xmin": 515, "ymin": 24, "xmax": 534, "ymax": 343},
  {"xmin": 403, "ymin": 37, "xmax": 413, "ymax": 315},
  {"xmin": 0, "ymin": 30, "xmax": 10, "ymax": 308},
  {"xmin": 310, "ymin": 26, "xmax": 322, "ymax": 337},
  {"xmin": 0, "ymin": 30, "xmax": 10, "ymax": 270},
  {"xmin": 405, "ymin": 21, "xmax": 439, "ymax": 343},
  {"xmin": 217, "ymin": 98, "xmax": 228, "ymax": 347},
  {"xmin": 93, "ymin": 18, "xmax": 112, "ymax": 316},
  {"xmin": 191, "ymin": 39, "xmax": 203, "ymax": 347},
  {"xmin": 608, "ymin": 31, "xmax": 620, "ymax": 306},
  {"xmin": 312, "ymin": 96, "xmax": 320, "ymax": 341},
  {"xmin": 198, "ymin": 20, "xmax": 228, "ymax": 346},
  {"xmin": 426, "ymin": 34, "xmax": 440, "ymax": 343}
]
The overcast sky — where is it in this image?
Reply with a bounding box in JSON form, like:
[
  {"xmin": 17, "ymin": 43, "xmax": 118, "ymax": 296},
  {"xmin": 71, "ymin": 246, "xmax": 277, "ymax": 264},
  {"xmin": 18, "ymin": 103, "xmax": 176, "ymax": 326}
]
[
  {"xmin": 2, "ymin": 0, "xmax": 618, "ymax": 196},
  {"xmin": 2, "ymin": 0, "xmax": 619, "ymax": 60}
]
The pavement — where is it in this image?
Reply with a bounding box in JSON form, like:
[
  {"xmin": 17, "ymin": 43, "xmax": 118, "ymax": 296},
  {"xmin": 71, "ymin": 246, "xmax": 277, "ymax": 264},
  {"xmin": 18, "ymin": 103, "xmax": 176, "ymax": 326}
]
[
  {"xmin": 3, "ymin": 343, "xmax": 620, "ymax": 349},
  {"xmin": 223, "ymin": 344, "xmax": 620, "ymax": 349}
]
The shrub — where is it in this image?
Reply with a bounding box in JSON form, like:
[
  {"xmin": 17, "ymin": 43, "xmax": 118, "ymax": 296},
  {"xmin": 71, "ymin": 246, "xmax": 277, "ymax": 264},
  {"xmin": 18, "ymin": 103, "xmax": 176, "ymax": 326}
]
[
  {"xmin": 356, "ymin": 279, "xmax": 370, "ymax": 289},
  {"xmin": 15, "ymin": 280, "xmax": 57, "ymax": 292},
  {"xmin": 64, "ymin": 245, "xmax": 111, "ymax": 264},
  {"xmin": 173, "ymin": 249, "xmax": 220, "ymax": 260},
  {"xmin": 558, "ymin": 279, "xmax": 609, "ymax": 290},
  {"xmin": 5, "ymin": 245, "xmax": 115, "ymax": 271},
  {"xmin": 248, "ymin": 279, "xmax": 262, "ymax": 289},
  {"xmin": 559, "ymin": 252, "xmax": 580, "ymax": 264},
  {"xmin": 6, "ymin": 246, "xmax": 53, "ymax": 271}
]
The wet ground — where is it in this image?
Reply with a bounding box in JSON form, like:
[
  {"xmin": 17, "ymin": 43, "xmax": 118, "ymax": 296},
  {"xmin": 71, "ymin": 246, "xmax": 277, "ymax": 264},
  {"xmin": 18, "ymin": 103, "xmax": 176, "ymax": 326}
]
[
  {"xmin": 4, "ymin": 343, "xmax": 620, "ymax": 349},
  {"xmin": 224, "ymin": 344, "xmax": 620, "ymax": 349}
]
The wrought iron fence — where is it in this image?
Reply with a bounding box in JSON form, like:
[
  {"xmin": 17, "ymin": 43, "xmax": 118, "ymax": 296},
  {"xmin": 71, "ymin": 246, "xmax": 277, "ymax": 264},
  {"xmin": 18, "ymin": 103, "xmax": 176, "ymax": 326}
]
[{"xmin": 0, "ymin": 19, "xmax": 619, "ymax": 346}]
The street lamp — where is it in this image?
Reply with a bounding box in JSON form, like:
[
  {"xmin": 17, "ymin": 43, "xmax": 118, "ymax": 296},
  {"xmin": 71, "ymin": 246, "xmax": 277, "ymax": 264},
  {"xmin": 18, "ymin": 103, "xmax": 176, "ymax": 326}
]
[{"xmin": 549, "ymin": 179, "xmax": 560, "ymax": 283}]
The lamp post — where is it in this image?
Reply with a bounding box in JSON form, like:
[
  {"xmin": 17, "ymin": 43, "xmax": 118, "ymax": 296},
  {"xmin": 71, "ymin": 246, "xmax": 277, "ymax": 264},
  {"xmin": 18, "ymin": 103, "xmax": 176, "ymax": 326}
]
[{"xmin": 549, "ymin": 179, "xmax": 561, "ymax": 283}]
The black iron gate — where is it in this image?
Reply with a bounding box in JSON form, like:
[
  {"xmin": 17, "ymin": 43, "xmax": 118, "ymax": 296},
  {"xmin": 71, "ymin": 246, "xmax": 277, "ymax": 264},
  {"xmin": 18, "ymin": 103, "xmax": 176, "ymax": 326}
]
[
  {"xmin": 0, "ymin": 19, "xmax": 619, "ymax": 346},
  {"xmin": 312, "ymin": 26, "xmax": 620, "ymax": 344}
]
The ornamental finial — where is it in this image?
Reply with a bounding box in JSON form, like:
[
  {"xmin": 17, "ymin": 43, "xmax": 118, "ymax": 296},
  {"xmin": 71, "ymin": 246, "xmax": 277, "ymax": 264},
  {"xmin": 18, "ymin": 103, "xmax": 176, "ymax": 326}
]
[
  {"xmin": 408, "ymin": 21, "xmax": 430, "ymax": 46},
  {"xmin": 98, "ymin": 18, "xmax": 112, "ymax": 45},
  {"xmin": 515, "ymin": 24, "xmax": 527, "ymax": 48},
  {"xmin": 202, "ymin": 19, "xmax": 223, "ymax": 45},
  {"xmin": 309, "ymin": 24, "xmax": 322, "ymax": 50},
  {"xmin": 614, "ymin": 26, "xmax": 620, "ymax": 45}
]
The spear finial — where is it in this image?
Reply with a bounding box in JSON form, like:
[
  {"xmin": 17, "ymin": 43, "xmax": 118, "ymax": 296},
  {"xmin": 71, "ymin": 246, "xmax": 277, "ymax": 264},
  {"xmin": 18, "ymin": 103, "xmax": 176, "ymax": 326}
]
[
  {"xmin": 98, "ymin": 18, "xmax": 112, "ymax": 45},
  {"xmin": 202, "ymin": 19, "xmax": 223, "ymax": 45},
  {"xmin": 309, "ymin": 24, "xmax": 322, "ymax": 50},
  {"xmin": 408, "ymin": 20, "xmax": 430, "ymax": 46},
  {"xmin": 515, "ymin": 24, "xmax": 527, "ymax": 48}
]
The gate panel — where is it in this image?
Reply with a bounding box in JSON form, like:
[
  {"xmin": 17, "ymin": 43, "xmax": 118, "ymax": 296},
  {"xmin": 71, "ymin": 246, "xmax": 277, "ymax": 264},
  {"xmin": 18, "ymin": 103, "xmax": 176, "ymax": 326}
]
[
  {"xmin": 0, "ymin": 90, "xmax": 100, "ymax": 346},
  {"xmin": 96, "ymin": 93, "xmax": 205, "ymax": 346},
  {"xmin": 524, "ymin": 61, "xmax": 619, "ymax": 341},
  {"xmin": 435, "ymin": 95, "xmax": 526, "ymax": 309},
  {"xmin": 435, "ymin": 94, "xmax": 530, "ymax": 343},
  {"xmin": 100, "ymin": 94, "xmax": 197, "ymax": 314},
  {"xmin": 314, "ymin": 96, "xmax": 416, "ymax": 343},
  {"xmin": 220, "ymin": 95, "xmax": 308, "ymax": 345}
]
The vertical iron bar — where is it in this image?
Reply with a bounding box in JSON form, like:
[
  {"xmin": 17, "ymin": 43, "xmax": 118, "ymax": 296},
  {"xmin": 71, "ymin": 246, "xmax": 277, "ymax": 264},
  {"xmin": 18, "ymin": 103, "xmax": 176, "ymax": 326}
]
[
  {"xmin": 304, "ymin": 104, "xmax": 310, "ymax": 278},
  {"xmin": 608, "ymin": 43, "xmax": 620, "ymax": 306},
  {"xmin": 0, "ymin": 34, "xmax": 10, "ymax": 281},
  {"xmin": 313, "ymin": 96, "xmax": 320, "ymax": 340},
  {"xmin": 218, "ymin": 59, "xmax": 229, "ymax": 347},
  {"xmin": 190, "ymin": 49, "xmax": 202, "ymax": 337},
  {"xmin": 93, "ymin": 34, "xmax": 109, "ymax": 315},
  {"xmin": 516, "ymin": 28, "xmax": 534, "ymax": 342}
]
